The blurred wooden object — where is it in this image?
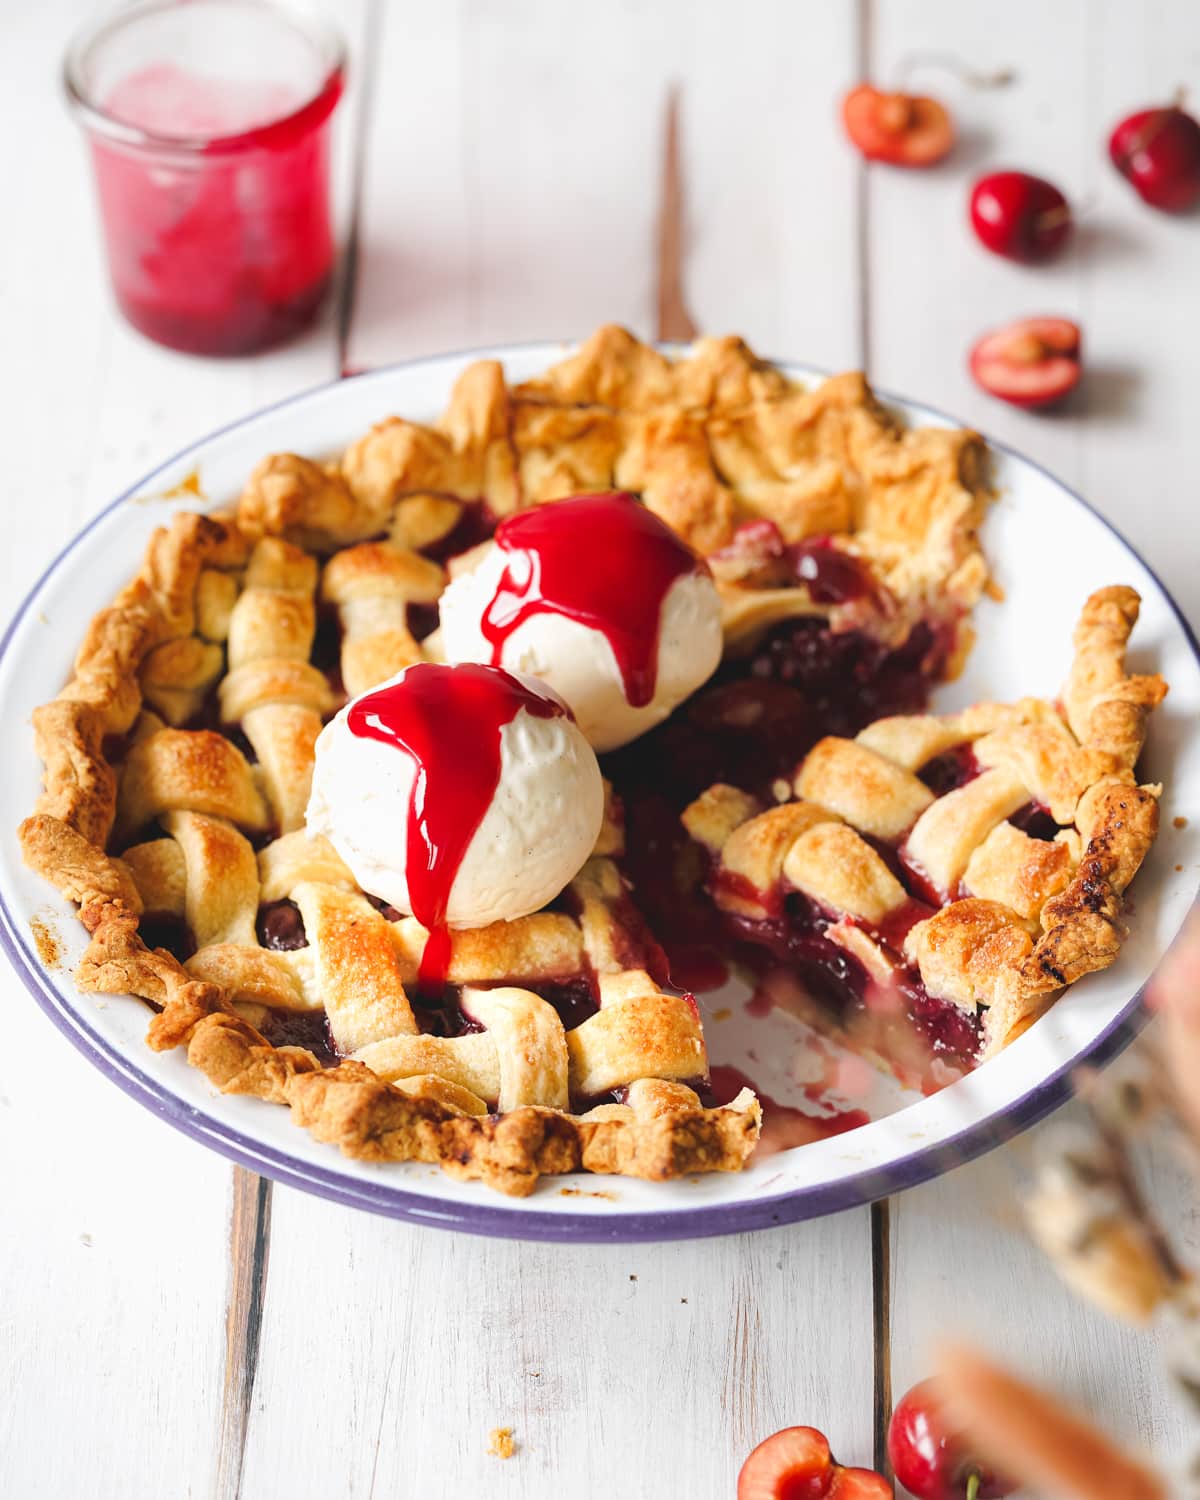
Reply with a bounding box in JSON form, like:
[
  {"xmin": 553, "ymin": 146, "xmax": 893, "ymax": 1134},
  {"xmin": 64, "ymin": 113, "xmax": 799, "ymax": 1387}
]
[{"xmin": 656, "ymin": 86, "xmax": 698, "ymax": 341}]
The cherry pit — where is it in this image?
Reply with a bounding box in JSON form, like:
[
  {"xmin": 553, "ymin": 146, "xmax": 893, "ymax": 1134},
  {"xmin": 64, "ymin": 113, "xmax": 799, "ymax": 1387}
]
[{"xmin": 968, "ymin": 317, "xmax": 1081, "ymax": 409}]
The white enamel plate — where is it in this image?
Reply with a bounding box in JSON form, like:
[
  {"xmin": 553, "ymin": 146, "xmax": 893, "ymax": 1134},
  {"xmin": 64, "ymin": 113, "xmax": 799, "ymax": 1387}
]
[{"xmin": 1, "ymin": 343, "xmax": 1196, "ymax": 1242}]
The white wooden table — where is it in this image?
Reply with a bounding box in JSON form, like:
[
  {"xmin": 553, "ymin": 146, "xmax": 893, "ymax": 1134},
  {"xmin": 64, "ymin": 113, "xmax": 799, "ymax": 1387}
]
[{"xmin": 3, "ymin": 4, "xmax": 1198, "ymax": 1495}]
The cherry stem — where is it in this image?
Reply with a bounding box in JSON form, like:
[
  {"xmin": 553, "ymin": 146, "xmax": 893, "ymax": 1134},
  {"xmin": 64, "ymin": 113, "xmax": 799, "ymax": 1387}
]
[
  {"xmin": 1124, "ymin": 91, "xmax": 1189, "ymax": 162},
  {"xmin": 894, "ymin": 52, "xmax": 1016, "ymax": 90},
  {"xmin": 1037, "ymin": 204, "xmax": 1073, "ymax": 232},
  {"xmin": 966, "ymin": 1473, "xmax": 981, "ymax": 1500}
]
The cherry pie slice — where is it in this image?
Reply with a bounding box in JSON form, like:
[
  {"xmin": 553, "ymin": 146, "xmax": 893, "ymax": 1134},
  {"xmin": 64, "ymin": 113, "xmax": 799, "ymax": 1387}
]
[
  {"xmin": 682, "ymin": 586, "xmax": 1165, "ymax": 1086},
  {"xmin": 17, "ymin": 327, "xmax": 1165, "ymax": 1196}
]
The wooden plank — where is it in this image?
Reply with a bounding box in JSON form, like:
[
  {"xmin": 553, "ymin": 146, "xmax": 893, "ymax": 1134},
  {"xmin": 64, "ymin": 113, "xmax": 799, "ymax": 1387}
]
[
  {"xmin": 869, "ymin": 0, "xmax": 1199, "ymax": 1473},
  {"xmin": 888, "ymin": 1133, "xmax": 1197, "ymax": 1463},
  {"xmin": 216, "ymin": 1170, "xmax": 274, "ymax": 1500},
  {"xmin": 0, "ymin": 3, "xmax": 371, "ymax": 1496},
  {"xmin": 1077, "ymin": 0, "xmax": 1200, "ymax": 623},
  {"xmin": 0, "ymin": 7, "xmax": 229, "ymax": 1495},
  {"xmin": 247, "ymin": 5, "xmax": 878, "ymax": 1498},
  {"xmin": 242, "ymin": 1192, "xmax": 877, "ymax": 1496},
  {"xmin": 346, "ymin": 0, "xmax": 863, "ymax": 370}
]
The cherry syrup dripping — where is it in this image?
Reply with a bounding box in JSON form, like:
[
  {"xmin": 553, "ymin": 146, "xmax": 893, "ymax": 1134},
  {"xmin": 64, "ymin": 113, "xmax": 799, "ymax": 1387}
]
[
  {"xmin": 480, "ymin": 492, "xmax": 706, "ymax": 707},
  {"xmin": 347, "ymin": 662, "xmax": 565, "ymax": 993}
]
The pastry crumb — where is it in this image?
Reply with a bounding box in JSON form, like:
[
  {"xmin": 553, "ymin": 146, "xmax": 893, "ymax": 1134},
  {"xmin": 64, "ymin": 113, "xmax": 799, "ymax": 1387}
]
[
  {"xmin": 487, "ymin": 1427, "xmax": 516, "ymax": 1460},
  {"xmin": 711, "ymin": 1006, "xmax": 732, "ymax": 1022},
  {"xmin": 1174, "ymin": 815, "xmax": 1188, "ymax": 830},
  {"xmin": 559, "ymin": 1186, "xmax": 617, "ymax": 1200},
  {"xmin": 30, "ymin": 916, "xmax": 61, "ymax": 969},
  {"xmin": 140, "ymin": 467, "xmax": 207, "ymax": 504}
]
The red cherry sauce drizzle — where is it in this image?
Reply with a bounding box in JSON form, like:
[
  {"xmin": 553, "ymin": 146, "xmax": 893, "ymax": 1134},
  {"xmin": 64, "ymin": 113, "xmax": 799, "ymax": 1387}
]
[
  {"xmin": 480, "ymin": 492, "xmax": 706, "ymax": 708},
  {"xmin": 347, "ymin": 662, "xmax": 566, "ymax": 994}
]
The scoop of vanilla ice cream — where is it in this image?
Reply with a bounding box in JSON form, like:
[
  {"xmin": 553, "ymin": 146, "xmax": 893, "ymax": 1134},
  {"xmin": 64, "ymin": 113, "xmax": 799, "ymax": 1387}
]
[
  {"xmin": 306, "ymin": 669, "xmax": 604, "ymax": 928},
  {"xmin": 439, "ymin": 542, "xmax": 724, "ymax": 752}
]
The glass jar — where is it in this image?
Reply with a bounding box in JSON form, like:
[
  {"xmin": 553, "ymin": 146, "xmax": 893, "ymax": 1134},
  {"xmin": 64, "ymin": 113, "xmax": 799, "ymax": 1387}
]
[{"xmin": 64, "ymin": 0, "xmax": 346, "ymax": 356}]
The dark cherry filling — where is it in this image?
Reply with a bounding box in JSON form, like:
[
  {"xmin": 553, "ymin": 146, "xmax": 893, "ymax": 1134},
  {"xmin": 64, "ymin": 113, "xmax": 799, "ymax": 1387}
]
[
  {"xmin": 257, "ymin": 899, "xmax": 308, "ymax": 951},
  {"xmin": 365, "ymin": 892, "xmax": 405, "ymax": 922},
  {"xmin": 712, "ymin": 523, "xmax": 887, "ymax": 611},
  {"xmin": 227, "ymin": 726, "xmax": 258, "ymax": 764},
  {"xmin": 742, "ymin": 617, "xmax": 951, "ymax": 759},
  {"xmin": 607, "ymin": 612, "xmax": 958, "ymax": 948},
  {"xmin": 101, "ymin": 730, "xmax": 133, "ymax": 765},
  {"xmin": 787, "ymin": 537, "xmax": 885, "ymax": 607},
  {"xmin": 611, "ymin": 590, "xmax": 984, "ymax": 1084},
  {"xmin": 138, "ymin": 913, "xmax": 194, "ymax": 963},
  {"xmin": 311, "ymin": 607, "xmax": 343, "ymax": 695},
  {"xmin": 895, "ymin": 848, "xmax": 946, "ymax": 910},
  {"xmin": 420, "ymin": 497, "xmax": 497, "ymax": 564},
  {"xmin": 1009, "ymin": 801, "xmax": 1060, "ymax": 841},
  {"xmin": 407, "ymin": 602, "xmax": 441, "ymax": 642},
  {"xmin": 527, "ymin": 977, "xmax": 600, "ymax": 1031},
  {"xmin": 413, "ymin": 975, "xmax": 601, "ymax": 1041},
  {"xmin": 919, "ymin": 744, "xmax": 981, "ymax": 796},
  {"xmin": 256, "ymin": 1010, "xmax": 339, "ymax": 1067},
  {"xmin": 869, "ymin": 896, "xmax": 938, "ymax": 952},
  {"xmin": 724, "ymin": 898, "xmax": 982, "ymax": 1071}
]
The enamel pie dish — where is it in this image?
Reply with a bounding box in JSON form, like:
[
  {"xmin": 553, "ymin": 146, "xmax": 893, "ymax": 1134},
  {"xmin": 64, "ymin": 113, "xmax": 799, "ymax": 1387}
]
[{"xmin": 3, "ymin": 335, "xmax": 1197, "ymax": 1241}]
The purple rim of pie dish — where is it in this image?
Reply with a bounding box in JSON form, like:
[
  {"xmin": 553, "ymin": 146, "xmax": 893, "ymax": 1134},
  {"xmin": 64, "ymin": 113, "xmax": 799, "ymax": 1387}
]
[{"xmin": 2, "ymin": 344, "xmax": 1196, "ymax": 1244}]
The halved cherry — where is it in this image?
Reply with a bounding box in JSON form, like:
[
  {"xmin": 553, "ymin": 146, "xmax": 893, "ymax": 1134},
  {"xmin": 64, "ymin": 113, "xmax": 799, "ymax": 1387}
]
[
  {"xmin": 738, "ymin": 1424, "xmax": 893, "ymax": 1499},
  {"xmin": 969, "ymin": 171, "xmax": 1072, "ymax": 262},
  {"xmin": 968, "ymin": 317, "xmax": 1081, "ymax": 409},
  {"xmin": 1110, "ymin": 103, "xmax": 1200, "ymax": 211},
  {"xmin": 842, "ymin": 85, "xmax": 954, "ymax": 166}
]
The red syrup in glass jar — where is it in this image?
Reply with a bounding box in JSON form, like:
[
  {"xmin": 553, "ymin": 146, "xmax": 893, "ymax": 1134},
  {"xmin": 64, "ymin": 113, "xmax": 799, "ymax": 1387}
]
[{"xmin": 91, "ymin": 62, "xmax": 342, "ymax": 355}]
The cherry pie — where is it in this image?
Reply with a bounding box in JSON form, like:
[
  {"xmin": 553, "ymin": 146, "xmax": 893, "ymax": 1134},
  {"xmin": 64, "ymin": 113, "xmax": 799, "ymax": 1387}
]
[{"xmin": 18, "ymin": 327, "xmax": 1165, "ymax": 1196}]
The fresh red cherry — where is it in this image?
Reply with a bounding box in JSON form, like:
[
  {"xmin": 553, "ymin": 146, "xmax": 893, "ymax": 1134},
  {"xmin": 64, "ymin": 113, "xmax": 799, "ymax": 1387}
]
[
  {"xmin": 968, "ymin": 316, "xmax": 1081, "ymax": 408},
  {"xmin": 1109, "ymin": 103, "xmax": 1200, "ymax": 211},
  {"xmin": 969, "ymin": 171, "xmax": 1072, "ymax": 261},
  {"xmin": 842, "ymin": 85, "xmax": 954, "ymax": 166},
  {"xmin": 739, "ymin": 1425, "xmax": 892, "ymax": 1499},
  {"xmin": 888, "ymin": 1380, "xmax": 1015, "ymax": 1500}
]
